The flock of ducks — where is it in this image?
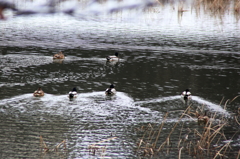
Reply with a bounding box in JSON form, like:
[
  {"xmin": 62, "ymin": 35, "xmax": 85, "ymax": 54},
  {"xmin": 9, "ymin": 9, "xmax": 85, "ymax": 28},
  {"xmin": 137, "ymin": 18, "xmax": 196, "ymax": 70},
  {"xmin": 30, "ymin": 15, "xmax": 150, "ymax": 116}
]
[
  {"xmin": 34, "ymin": 51, "xmax": 191, "ymax": 100},
  {"xmin": 33, "ymin": 85, "xmax": 190, "ymax": 100},
  {"xmin": 0, "ymin": 0, "xmax": 211, "ymax": 126},
  {"xmin": 33, "ymin": 51, "xmax": 119, "ymax": 98},
  {"xmin": 34, "ymin": 51, "xmax": 191, "ymax": 101},
  {"xmin": 33, "ymin": 51, "xmax": 209, "ymax": 124},
  {"xmin": 33, "ymin": 84, "xmax": 116, "ymax": 99}
]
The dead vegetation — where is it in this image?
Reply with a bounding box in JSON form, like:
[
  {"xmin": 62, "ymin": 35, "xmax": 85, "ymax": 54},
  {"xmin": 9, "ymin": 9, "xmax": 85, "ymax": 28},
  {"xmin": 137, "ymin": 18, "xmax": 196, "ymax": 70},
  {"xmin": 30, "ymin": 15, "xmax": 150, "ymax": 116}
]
[
  {"xmin": 40, "ymin": 136, "xmax": 67, "ymax": 157},
  {"xmin": 156, "ymin": 0, "xmax": 240, "ymax": 17},
  {"xmin": 135, "ymin": 96, "xmax": 240, "ymax": 158},
  {"xmin": 88, "ymin": 137, "xmax": 117, "ymax": 157}
]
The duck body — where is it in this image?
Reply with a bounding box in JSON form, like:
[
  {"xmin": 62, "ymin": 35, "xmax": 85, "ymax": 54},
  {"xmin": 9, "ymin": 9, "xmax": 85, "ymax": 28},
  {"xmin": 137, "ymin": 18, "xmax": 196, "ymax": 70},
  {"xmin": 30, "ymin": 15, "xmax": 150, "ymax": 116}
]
[
  {"xmin": 53, "ymin": 51, "xmax": 65, "ymax": 59},
  {"xmin": 181, "ymin": 89, "xmax": 191, "ymax": 101},
  {"xmin": 105, "ymin": 84, "xmax": 116, "ymax": 95},
  {"xmin": 33, "ymin": 87, "xmax": 44, "ymax": 97},
  {"xmin": 106, "ymin": 52, "xmax": 119, "ymax": 62},
  {"xmin": 69, "ymin": 87, "xmax": 77, "ymax": 98}
]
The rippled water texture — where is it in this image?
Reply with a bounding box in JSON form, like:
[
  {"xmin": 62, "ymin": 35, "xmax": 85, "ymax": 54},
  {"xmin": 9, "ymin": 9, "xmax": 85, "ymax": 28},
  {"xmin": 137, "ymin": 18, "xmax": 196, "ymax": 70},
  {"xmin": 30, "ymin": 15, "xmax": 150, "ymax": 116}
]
[{"xmin": 0, "ymin": 0, "xmax": 240, "ymax": 158}]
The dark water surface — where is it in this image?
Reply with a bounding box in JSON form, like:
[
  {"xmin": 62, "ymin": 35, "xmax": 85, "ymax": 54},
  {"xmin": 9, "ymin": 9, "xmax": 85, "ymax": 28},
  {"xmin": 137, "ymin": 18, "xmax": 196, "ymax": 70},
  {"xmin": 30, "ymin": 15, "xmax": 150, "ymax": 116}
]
[{"xmin": 0, "ymin": 1, "xmax": 240, "ymax": 158}]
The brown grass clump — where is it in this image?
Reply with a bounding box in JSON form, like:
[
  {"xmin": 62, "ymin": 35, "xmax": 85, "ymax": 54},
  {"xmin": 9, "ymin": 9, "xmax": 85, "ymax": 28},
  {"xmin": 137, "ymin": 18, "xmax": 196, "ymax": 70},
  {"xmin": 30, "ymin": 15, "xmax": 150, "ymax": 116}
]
[
  {"xmin": 135, "ymin": 96, "xmax": 240, "ymax": 158},
  {"xmin": 40, "ymin": 136, "xmax": 67, "ymax": 155},
  {"xmin": 88, "ymin": 137, "xmax": 117, "ymax": 156},
  {"xmin": 157, "ymin": 0, "xmax": 240, "ymax": 19},
  {"xmin": 193, "ymin": 0, "xmax": 240, "ymax": 16},
  {"xmin": 136, "ymin": 105, "xmax": 193, "ymax": 157},
  {"xmin": 234, "ymin": 0, "xmax": 240, "ymax": 13}
]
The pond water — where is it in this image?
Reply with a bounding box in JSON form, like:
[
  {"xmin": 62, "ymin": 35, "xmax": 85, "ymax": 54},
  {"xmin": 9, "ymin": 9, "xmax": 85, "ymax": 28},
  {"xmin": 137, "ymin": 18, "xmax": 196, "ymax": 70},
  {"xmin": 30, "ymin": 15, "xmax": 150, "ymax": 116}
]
[{"xmin": 0, "ymin": 0, "xmax": 240, "ymax": 158}]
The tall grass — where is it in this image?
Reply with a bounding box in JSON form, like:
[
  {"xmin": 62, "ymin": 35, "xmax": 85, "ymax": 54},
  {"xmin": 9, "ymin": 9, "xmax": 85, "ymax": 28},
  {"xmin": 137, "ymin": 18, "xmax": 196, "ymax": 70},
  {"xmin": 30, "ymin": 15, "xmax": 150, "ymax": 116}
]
[
  {"xmin": 39, "ymin": 136, "xmax": 67, "ymax": 158},
  {"xmin": 156, "ymin": 0, "xmax": 240, "ymax": 17},
  {"xmin": 88, "ymin": 137, "xmax": 117, "ymax": 156},
  {"xmin": 135, "ymin": 96, "xmax": 240, "ymax": 158}
]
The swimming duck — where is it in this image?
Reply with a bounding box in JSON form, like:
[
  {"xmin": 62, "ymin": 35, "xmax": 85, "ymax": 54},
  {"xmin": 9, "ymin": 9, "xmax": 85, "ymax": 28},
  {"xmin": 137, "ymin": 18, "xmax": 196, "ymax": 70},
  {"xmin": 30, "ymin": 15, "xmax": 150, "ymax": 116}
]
[
  {"xmin": 106, "ymin": 52, "xmax": 119, "ymax": 61},
  {"xmin": 33, "ymin": 87, "xmax": 44, "ymax": 97},
  {"xmin": 53, "ymin": 51, "xmax": 65, "ymax": 59},
  {"xmin": 105, "ymin": 84, "xmax": 116, "ymax": 95},
  {"xmin": 69, "ymin": 87, "xmax": 77, "ymax": 98},
  {"xmin": 181, "ymin": 89, "xmax": 191, "ymax": 101}
]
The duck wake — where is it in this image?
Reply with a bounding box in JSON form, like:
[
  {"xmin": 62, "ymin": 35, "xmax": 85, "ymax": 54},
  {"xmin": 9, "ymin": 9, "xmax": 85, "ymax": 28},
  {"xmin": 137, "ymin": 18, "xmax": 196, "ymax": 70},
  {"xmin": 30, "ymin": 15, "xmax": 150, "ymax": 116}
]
[{"xmin": 135, "ymin": 95, "xmax": 230, "ymax": 116}]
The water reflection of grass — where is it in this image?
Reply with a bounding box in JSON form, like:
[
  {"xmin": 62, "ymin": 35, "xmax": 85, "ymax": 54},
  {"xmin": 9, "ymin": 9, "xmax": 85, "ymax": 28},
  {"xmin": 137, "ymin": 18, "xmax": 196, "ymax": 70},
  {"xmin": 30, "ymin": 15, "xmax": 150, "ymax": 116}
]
[{"xmin": 135, "ymin": 96, "xmax": 240, "ymax": 158}]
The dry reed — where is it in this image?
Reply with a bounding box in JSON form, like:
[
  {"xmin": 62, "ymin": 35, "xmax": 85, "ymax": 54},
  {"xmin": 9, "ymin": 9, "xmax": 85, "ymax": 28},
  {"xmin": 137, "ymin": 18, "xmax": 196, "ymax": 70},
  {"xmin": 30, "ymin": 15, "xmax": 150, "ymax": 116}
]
[
  {"xmin": 156, "ymin": 0, "xmax": 240, "ymax": 19},
  {"xmin": 88, "ymin": 137, "xmax": 117, "ymax": 156},
  {"xmin": 135, "ymin": 96, "xmax": 240, "ymax": 158},
  {"xmin": 39, "ymin": 136, "xmax": 67, "ymax": 156}
]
